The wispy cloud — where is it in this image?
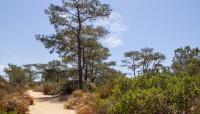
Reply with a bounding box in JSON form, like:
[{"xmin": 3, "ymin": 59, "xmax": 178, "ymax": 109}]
[
  {"xmin": 105, "ymin": 35, "xmax": 122, "ymax": 48},
  {"xmin": 100, "ymin": 12, "xmax": 128, "ymax": 48}
]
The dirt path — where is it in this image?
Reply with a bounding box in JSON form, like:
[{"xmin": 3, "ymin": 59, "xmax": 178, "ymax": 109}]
[{"xmin": 27, "ymin": 90, "xmax": 76, "ymax": 114}]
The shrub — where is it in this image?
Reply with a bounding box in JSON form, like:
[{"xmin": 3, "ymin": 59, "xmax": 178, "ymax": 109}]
[
  {"xmin": 42, "ymin": 82, "xmax": 63, "ymax": 95},
  {"xmin": 64, "ymin": 90, "xmax": 99, "ymax": 114},
  {"xmin": 98, "ymin": 82, "xmax": 115, "ymax": 99},
  {"xmin": 64, "ymin": 90, "xmax": 85, "ymax": 109},
  {"xmin": 32, "ymin": 83, "xmax": 43, "ymax": 92},
  {"xmin": 192, "ymin": 99, "xmax": 200, "ymax": 114},
  {"xmin": 0, "ymin": 93, "xmax": 31, "ymax": 114},
  {"xmin": 23, "ymin": 93, "xmax": 34, "ymax": 105},
  {"xmin": 96, "ymin": 73, "xmax": 200, "ymax": 114},
  {"xmin": 43, "ymin": 83, "xmax": 54, "ymax": 95},
  {"xmin": 61, "ymin": 80, "xmax": 78, "ymax": 94}
]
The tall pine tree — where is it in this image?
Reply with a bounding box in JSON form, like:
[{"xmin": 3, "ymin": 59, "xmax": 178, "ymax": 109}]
[{"xmin": 36, "ymin": 0, "xmax": 111, "ymax": 89}]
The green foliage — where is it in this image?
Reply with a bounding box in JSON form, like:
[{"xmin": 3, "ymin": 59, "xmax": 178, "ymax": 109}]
[
  {"xmin": 4, "ymin": 64, "xmax": 28, "ymax": 89},
  {"xmin": 122, "ymin": 47, "xmax": 166, "ymax": 75},
  {"xmin": 96, "ymin": 73, "xmax": 200, "ymax": 114},
  {"xmin": 36, "ymin": 0, "xmax": 112, "ymax": 89},
  {"xmin": 172, "ymin": 46, "xmax": 200, "ymax": 75}
]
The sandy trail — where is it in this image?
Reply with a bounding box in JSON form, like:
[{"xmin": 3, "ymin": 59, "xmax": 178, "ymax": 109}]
[{"xmin": 27, "ymin": 90, "xmax": 76, "ymax": 114}]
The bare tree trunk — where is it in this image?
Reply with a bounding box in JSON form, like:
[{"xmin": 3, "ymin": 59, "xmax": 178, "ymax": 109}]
[
  {"xmin": 91, "ymin": 62, "xmax": 94, "ymax": 83},
  {"xmin": 77, "ymin": 8, "xmax": 83, "ymax": 89},
  {"xmin": 85, "ymin": 62, "xmax": 88, "ymax": 82},
  {"xmin": 77, "ymin": 36, "xmax": 83, "ymax": 89}
]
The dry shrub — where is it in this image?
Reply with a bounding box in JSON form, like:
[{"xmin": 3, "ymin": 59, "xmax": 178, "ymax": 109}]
[
  {"xmin": 64, "ymin": 90, "xmax": 84, "ymax": 109},
  {"xmin": 0, "ymin": 90, "xmax": 7, "ymax": 99},
  {"xmin": 43, "ymin": 83, "xmax": 54, "ymax": 95},
  {"xmin": 0, "ymin": 92, "xmax": 32, "ymax": 114},
  {"xmin": 23, "ymin": 93, "xmax": 34, "ymax": 105},
  {"xmin": 64, "ymin": 90, "xmax": 99, "ymax": 114},
  {"xmin": 77, "ymin": 105, "xmax": 93, "ymax": 114},
  {"xmin": 32, "ymin": 84, "xmax": 43, "ymax": 92},
  {"xmin": 42, "ymin": 82, "xmax": 63, "ymax": 95},
  {"xmin": 192, "ymin": 99, "xmax": 200, "ymax": 114},
  {"xmin": 72, "ymin": 90, "xmax": 84, "ymax": 98},
  {"xmin": 99, "ymin": 82, "xmax": 115, "ymax": 98}
]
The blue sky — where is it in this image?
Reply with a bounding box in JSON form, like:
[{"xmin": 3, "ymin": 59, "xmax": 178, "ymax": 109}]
[{"xmin": 0, "ymin": 0, "xmax": 200, "ymax": 74}]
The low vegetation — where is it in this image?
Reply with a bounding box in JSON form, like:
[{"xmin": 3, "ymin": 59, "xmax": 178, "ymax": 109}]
[
  {"xmin": 0, "ymin": 79, "xmax": 33, "ymax": 114},
  {"xmin": 96, "ymin": 73, "xmax": 200, "ymax": 114},
  {"xmin": 64, "ymin": 90, "xmax": 98, "ymax": 114}
]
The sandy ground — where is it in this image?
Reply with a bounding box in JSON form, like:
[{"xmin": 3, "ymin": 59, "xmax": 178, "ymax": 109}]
[{"xmin": 27, "ymin": 90, "xmax": 76, "ymax": 114}]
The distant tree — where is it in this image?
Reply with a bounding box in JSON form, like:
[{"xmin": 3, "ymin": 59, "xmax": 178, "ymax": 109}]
[
  {"xmin": 32, "ymin": 63, "xmax": 48, "ymax": 82},
  {"xmin": 36, "ymin": 0, "xmax": 111, "ymax": 89},
  {"xmin": 23, "ymin": 64, "xmax": 37, "ymax": 84},
  {"xmin": 45, "ymin": 60, "xmax": 69, "ymax": 82},
  {"xmin": 122, "ymin": 48, "xmax": 166, "ymax": 75},
  {"xmin": 151, "ymin": 52, "xmax": 166, "ymax": 72},
  {"xmin": 4, "ymin": 64, "xmax": 28, "ymax": 88},
  {"xmin": 122, "ymin": 51, "xmax": 141, "ymax": 76},
  {"xmin": 172, "ymin": 46, "xmax": 200, "ymax": 74},
  {"xmin": 47, "ymin": 60, "xmax": 62, "ymax": 82},
  {"xmin": 140, "ymin": 47, "xmax": 166, "ymax": 74},
  {"xmin": 30, "ymin": 60, "xmax": 69, "ymax": 82}
]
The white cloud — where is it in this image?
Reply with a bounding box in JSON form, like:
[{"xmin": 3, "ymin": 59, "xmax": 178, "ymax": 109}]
[
  {"xmin": 100, "ymin": 12, "xmax": 128, "ymax": 48},
  {"xmin": 105, "ymin": 36, "xmax": 122, "ymax": 48}
]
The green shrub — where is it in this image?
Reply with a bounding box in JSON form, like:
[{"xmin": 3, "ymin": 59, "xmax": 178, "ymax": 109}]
[{"xmin": 96, "ymin": 73, "xmax": 200, "ymax": 114}]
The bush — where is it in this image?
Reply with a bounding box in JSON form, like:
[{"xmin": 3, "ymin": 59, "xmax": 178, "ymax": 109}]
[
  {"xmin": 61, "ymin": 80, "xmax": 78, "ymax": 94},
  {"xmin": 0, "ymin": 78, "xmax": 32, "ymax": 114},
  {"xmin": 42, "ymin": 82, "xmax": 63, "ymax": 95},
  {"xmin": 98, "ymin": 85, "xmax": 112, "ymax": 99},
  {"xmin": 43, "ymin": 83, "xmax": 54, "ymax": 95},
  {"xmin": 0, "ymin": 92, "xmax": 31, "ymax": 114},
  {"xmin": 64, "ymin": 90, "xmax": 85, "ymax": 110},
  {"xmin": 192, "ymin": 100, "xmax": 200, "ymax": 114},
  {"xmin": 96, "ymin": 73, "xmax": 200, "ymax": 114},
  {"xmin": 32, "ymin": 83, "xmax": 43, "ymax": 92},
  {"xmin": 64, "ymin": 90, "xmax": 99, "ymax": 114}
]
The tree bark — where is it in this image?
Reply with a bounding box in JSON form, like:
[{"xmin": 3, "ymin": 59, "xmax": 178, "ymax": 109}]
[
  {"xmin": 77, "ymin": 35, "xmax": 83, "ymax": 89},
  {"xmin": 77, "ymin": 8, "xmax": 83, "ymax": 89},
  {"xmin": 85, "ymin": 62, "xmax": 88, "ymax": 81},
  {"xmin": 91, "ymin": 61, "xmax": 94, "ymax": 83}
]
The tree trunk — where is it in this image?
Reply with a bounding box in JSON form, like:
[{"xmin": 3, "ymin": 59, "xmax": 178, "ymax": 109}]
[
  {"xmin": 91, "ymin": 62, "xmax": 94, "ymax": 83},
  {"xmin": 77, "ymin": 36, "xmax": 83, "ymax": 89},
  {"xmin": 77, "ymin": 7, "xmax": 83, "ymax": 89},
  {"xmin": 85, "ymin": 62, "xmax": 88, "ymax": 81},
  {"xmin": 56, "ymin": 71, "xmax": 59, "ymax": 82}
]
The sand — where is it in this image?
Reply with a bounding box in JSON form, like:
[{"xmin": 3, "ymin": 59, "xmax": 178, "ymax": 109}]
[{"xmin": 27, "ymin": 90, "xmax": 76, "ymax": 114}]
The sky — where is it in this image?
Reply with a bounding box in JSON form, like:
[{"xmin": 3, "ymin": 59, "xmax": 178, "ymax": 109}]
[{"xmin": 0, "ymin": 0, "xmax": 200, "ymax": 75}]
